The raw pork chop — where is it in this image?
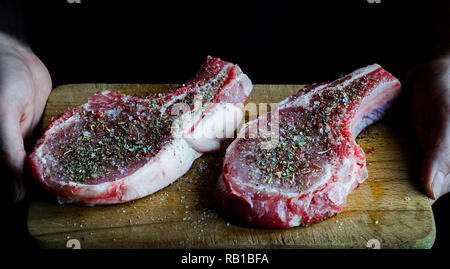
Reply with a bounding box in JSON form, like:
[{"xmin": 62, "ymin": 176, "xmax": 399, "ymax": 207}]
[
  {"xmin": 216, "ymin": 64, "xmax": 401, "ymax": 227},
  {"xmin": 30, "ymin": 57, "xmax": 252, "ymax": 206}
]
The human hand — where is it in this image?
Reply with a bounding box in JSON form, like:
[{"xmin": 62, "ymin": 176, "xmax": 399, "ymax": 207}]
[
  {"xmin": 0, "ymin": 32, "xmax": 51, "ymax": 205},
  {"xmin": 409, "ymin": 54, "xmax": 450, "ymax": 204}
]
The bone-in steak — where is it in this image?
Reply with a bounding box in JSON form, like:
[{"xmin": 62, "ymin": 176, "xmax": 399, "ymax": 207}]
[
  {"xmin": 216, "ymin": 64, "xmax": 401, "ymax": 227},
  {"xmin": 30, "ymin": 57, "xmax": 252, "ymax": 206}
]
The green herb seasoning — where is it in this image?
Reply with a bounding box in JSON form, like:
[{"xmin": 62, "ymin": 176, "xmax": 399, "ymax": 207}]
[
  {"xmin": 52, "ymin": 73, "xmax": 229, "ymax": 184},
  {"xmin": 241, "ymin": 73, "xmax": 377, "ymax": 188}
]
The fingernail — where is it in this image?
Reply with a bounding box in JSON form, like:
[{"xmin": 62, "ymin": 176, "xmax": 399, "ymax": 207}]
[
  {"xmin": 428, "ymin": 198, "xmax": 436, "ymax": 206},
  {"xmin": 431, "ymin": 170, "xmax": 444, "ymax": 200}
]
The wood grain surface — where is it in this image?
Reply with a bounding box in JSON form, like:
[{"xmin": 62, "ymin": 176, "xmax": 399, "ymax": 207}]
[{"xmin": 27, "ymin": 84, "xmax": 435, "ymax": 249}]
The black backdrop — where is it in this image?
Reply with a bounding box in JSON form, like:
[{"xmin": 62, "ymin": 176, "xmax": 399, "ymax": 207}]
[{"xmin": 23, "ymin": 0, "xmax": 439, "ymax": 87}]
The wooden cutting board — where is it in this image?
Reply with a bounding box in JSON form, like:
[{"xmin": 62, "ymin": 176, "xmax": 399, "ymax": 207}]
[{"xmin": 27, "ymin": 84, "xmax": 435, "ymax": 249}]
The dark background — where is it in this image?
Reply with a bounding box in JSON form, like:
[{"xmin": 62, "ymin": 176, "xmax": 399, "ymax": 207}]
[
  {"xmin": 22, "ymin": 0, "xmax": 445, "ymax": 86},
  {"xmin": 1, "ymin": 0, "xmax": 448, "ymax": 252}
]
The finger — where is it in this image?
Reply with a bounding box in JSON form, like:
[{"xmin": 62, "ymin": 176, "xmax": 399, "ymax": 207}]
[
  {"xmin": 21, "ymin": 46, "xmax": 52, "ymax": 133},
  {"xmin": 420, "ymin": 109, "xmax": 450, "ymax": 200},
  {"xmin": 0, "ymin": 111, "xmax": 27, "ymax": 205},
  {"xmin": 19, "ymin": 105, "xmax": 38, "ymax": 153}
]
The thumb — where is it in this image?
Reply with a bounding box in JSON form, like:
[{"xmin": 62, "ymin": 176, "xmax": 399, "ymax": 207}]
[
  {"xmin": 421, "ymin": 112, "xmax": 450, "ymax": 201},
  {"xmin": 0, "ymin": 113, "xmax": 27, "ymax": 205}
]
